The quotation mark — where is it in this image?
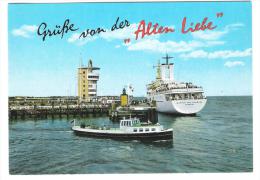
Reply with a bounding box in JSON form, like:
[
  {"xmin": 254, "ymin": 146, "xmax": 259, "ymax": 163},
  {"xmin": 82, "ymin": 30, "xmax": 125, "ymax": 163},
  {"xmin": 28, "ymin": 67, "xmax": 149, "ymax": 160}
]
[
  {"xmin": 217, "ymin": 12, "xmax": 224, "ymax": 18},
  {"xmin": 124, "ymin": 38, "xmax": 131, "ymax": 44}
]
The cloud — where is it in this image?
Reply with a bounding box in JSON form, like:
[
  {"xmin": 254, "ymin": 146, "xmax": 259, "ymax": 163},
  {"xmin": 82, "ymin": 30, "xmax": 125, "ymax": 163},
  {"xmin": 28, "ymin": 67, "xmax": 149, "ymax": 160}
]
[
  {"xmin": 12, "ymin": 25, "xmax": 38, "ymax": 38},
  {"xmin": 127, "ymin": 22, "xmax": 244, "ymax": 54},
  {"xmin": 100, "ymin": 23, "xmax": 139, "ymax": 41},
  {"xmin": 100, "ymin": 22, "xmax": 167, "ymax": 41},
  {"xmin": 68, "ymin": 33, "xmax": 97, "ymax": 46},
  {"xmin": 127, "ymin": 39, "xmax": 224, "ymax": 53},
  {"xmin": 224, "ymin": 61, "xmax": 245, "ymax": 67},
  {"xmin": 67, "ymin": 22, "xmax": 162, "ymax": 46},
  {"xmin": 66, "ymin": 21, "xmax": 243, "ymax": 56},
  {"xmin": 68, "ymin": 23, "xmax": 142, "ymax": 46},
  {"xmin": 192, "ymin": 23, "xmax": 244, "ymax": 41},
  {"xmin": 179, "ymin": 48, "xmax": 252, "ymax": 59},
  {"xmin": 179, "ymin": 50, "xmax": 208, "ymax": 59}
]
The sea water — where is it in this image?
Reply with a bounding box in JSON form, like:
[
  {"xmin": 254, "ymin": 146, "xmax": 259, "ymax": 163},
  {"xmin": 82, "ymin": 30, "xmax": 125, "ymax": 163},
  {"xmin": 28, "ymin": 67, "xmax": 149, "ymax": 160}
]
[{"xmin": 9, "ymin": 96, "xmax": 252, "ymax": 174}]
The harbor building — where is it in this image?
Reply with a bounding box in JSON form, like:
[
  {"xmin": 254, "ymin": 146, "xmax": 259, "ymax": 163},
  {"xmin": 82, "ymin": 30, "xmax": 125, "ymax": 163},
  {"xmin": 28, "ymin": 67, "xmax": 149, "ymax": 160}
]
[{"xmin": 78, "ymin": 59, "xmax": 100, "ymax": 102}]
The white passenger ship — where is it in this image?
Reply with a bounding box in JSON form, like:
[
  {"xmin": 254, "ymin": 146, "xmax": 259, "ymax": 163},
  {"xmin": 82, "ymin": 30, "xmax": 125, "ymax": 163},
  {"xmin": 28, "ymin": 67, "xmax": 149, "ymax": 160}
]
[{"xmin": 147, "ymin": 54, "xmax": 207, "ymax": 114}]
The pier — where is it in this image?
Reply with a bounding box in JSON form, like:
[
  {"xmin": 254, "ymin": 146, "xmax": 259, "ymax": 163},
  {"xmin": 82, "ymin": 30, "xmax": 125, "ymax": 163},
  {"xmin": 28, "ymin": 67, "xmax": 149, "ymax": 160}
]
[
  {"xmin": 9, "ymin": 96, "xmax": 113, "ymax": 119},
  {"xmin": 8, "ymin": 96, "xmax": 149, "ymax": 120},
  {"xmin": 9, "ymin": 105, "xmax": 110, "ymax": 119}
]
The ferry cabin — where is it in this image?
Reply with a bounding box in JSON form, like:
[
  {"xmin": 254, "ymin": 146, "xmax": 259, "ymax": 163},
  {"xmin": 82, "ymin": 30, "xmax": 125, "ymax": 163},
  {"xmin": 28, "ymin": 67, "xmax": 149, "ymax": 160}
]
[{"xmin": 119, "ymin": 118, "xmax": 163, "ymax": 133}]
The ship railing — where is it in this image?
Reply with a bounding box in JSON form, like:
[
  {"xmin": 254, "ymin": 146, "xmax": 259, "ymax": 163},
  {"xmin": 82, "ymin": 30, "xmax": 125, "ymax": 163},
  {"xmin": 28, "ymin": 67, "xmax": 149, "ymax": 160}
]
[
  {"xmin": 78, "ymin": 123, "xmax": 120, "ymax": 131},
  {"xmin": 149, "ymin": 86, "xmax": 203, "ymax": 92},
  {"xmin": 150, "ymin": 88, "xmax": 204, "ymax": 95},
  {"xmin": 167, "ymin": 97, "xmax": 205, "ymax": 101}
]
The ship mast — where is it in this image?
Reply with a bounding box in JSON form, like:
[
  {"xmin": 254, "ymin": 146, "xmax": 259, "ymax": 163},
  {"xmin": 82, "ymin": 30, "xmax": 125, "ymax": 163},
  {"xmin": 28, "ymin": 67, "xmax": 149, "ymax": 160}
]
[
  {"xmin": 162, "ymin": 53, "xmax": 173, "ymax": 66},
  {"xmin": 153, "ymin": 54, "xmax": 175, "ymax": 81},
  {"xmin": 161, "ymin": 53, "xmax": 174, "ymax": 81},
  {"xmin": 153, "ymin": 60, "xmax": 162, "ymax": 80}
]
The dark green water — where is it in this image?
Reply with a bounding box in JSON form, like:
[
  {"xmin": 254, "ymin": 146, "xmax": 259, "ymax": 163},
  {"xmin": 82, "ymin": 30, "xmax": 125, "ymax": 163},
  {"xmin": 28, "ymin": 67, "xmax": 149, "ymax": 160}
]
[{"xmin": 9, "ymin": 96, "xmax": 253, "ymax": 174}]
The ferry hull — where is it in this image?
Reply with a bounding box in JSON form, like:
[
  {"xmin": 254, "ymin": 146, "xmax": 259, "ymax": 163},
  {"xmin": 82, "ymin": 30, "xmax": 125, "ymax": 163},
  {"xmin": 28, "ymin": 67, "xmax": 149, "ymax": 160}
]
[
  {"xmin": 72, "ymin": 129, "xmax": 173, "ymax": 141},
  {"xmin": 156, "ymin": 99, "xmax": 207, "ymax": 114}
]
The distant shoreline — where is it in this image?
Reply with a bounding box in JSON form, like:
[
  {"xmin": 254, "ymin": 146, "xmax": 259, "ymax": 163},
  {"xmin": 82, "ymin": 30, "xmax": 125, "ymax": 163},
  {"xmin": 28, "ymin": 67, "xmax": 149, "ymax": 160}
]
[{"xmin": 8, "ymin": 95, "xmax": 253, "ymax": 98}]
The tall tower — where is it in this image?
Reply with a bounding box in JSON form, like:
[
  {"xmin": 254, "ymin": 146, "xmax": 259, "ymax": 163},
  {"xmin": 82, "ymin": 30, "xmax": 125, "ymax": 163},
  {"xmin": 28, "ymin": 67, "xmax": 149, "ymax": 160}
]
[{"xmin": 78, "ymin": 59, "xmax": 100, "ymax": 101}]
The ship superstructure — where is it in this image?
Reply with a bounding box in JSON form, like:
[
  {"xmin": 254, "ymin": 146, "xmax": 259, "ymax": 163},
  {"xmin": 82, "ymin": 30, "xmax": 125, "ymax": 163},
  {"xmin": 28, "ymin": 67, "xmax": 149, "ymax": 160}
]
[{"xmin": 147, "ymin": 54, "xmax": 207, "ymax": 114}]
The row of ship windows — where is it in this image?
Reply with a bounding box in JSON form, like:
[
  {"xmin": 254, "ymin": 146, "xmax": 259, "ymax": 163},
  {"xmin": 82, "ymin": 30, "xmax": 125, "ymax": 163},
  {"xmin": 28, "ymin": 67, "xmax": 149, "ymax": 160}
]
[{"xmin": 133, "ymin": 128, "xmax": 156, "ymax": 132}]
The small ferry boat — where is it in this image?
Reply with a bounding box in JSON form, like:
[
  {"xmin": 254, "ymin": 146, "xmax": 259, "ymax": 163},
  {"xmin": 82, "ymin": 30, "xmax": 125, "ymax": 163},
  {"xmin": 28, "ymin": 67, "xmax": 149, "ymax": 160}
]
[{"xmin": 72, "ymin": 118, "xmax": 173, "ymax": 141}]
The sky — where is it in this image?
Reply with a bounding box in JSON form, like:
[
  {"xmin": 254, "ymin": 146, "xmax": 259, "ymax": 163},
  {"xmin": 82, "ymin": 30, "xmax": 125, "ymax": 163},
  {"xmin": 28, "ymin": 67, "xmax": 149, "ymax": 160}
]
[{"xmin": 8, "ymin": 2, "xmax": 252, "ymax": 97}]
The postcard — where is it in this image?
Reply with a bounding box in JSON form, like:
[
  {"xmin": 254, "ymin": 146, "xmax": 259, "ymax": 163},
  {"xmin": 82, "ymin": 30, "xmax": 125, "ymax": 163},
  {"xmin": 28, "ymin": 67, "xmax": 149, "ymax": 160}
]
[{"xmin": 1, "ymin": 0, "xmax": 257, "ymax": 178}]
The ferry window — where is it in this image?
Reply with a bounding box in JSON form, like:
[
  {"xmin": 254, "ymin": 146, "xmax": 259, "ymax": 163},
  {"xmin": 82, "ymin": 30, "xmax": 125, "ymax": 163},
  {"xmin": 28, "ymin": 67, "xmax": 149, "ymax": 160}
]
[
  {"xmin": 151, "ymin": 128, "xmax": 156, "ymax": 131},
  {"xmin": 139, "ymin": 128, "xmax": 143, "ymax": 132},
  {"xmin": 145, "ymin": 128, "xmax": 149, "ymax": 132},
  {"xmin": 133, "ymin": 129, "xmax": 137, "ymax": 132}
]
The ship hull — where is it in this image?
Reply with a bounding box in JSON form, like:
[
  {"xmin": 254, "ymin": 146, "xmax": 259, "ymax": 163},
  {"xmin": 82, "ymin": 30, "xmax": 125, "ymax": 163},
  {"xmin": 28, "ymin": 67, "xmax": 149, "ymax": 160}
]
[
  {"xmin": 156, "ymin": 99, "xmax": 207, "ymax": 114},
  {"xmin": 72, "ymin": 127, "xmax": 173, "ymax": 141}
]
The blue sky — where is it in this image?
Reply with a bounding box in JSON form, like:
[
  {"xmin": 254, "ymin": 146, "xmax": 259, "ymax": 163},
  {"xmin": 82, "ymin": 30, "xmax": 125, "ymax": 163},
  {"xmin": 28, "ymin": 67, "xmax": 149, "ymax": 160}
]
[{"xmin": 8, "ymin": 2, "xmax": 252, "ymax": 97}]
